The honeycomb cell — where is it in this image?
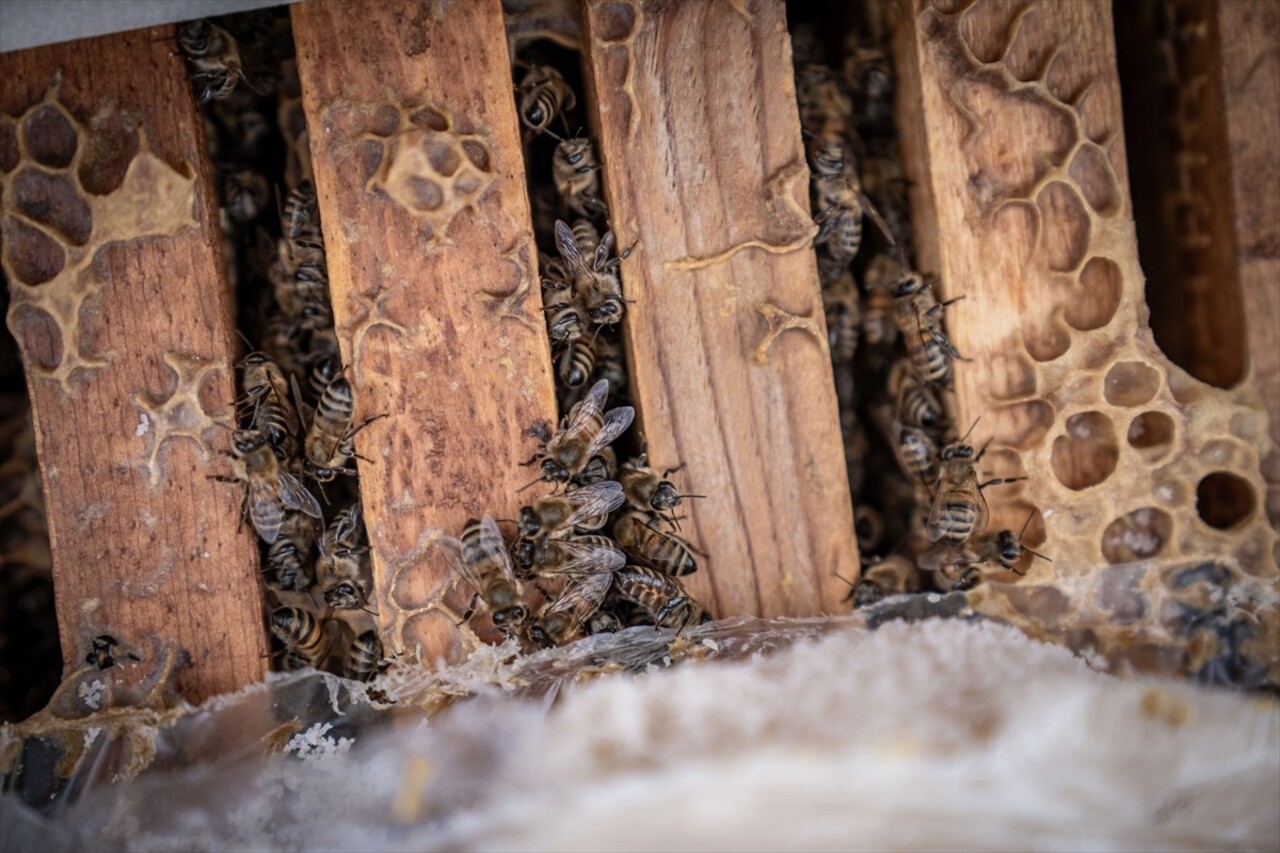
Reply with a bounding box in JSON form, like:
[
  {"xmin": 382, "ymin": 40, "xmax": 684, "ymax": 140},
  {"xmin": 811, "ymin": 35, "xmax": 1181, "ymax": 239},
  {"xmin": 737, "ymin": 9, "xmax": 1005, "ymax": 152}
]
[
  {"xmin": 425, "ymin": 140, "xmax": 460, "ymax": 177},
  {"xmin": 1051, "ymin": 411, "xmax": 1118, "ymax": 490},
  {"xmin": 1196, "ymin": 472, "xmax": 1255, "ymax": 530},
  {"xmin": 1068, "ymin": 143, "xmax": 1121, "ymax": 216},
  {"xmin": 1037, "ymin": 181, "xmax": 1090, "ymax": 272},
  {"xmin": 1127, "ymin": 411, "xmax": 1174, "ymax": 461},
  {"xmin": 410, "ymin": 106, "xmax": 450, "ymax": 132},
  {"xmin": 406, "ymin": 177, "xmax": 443, "ymax": 211},
  {"xmin": 0, "ymin": 117, "xmax": 18, "ymax": 173},
  {"xmin": 594, "ymin": 0, "xmax": 638, "ymax": 41},
  {"xmin": 9, "ymin": 307, "xmax": 64, "ymax": 370},
  {"xmin": 3, "ymin": 217, "xmax": 66, "ymax": 285},
  {"xmin": 461, "ymin": 140, "xmax": 491, "ymax": 173},
  {"xmin": 1104, "ymin": 360, "xmax": 1159, "ymax": 406},
  {"xmin": 1094, "ymin": 564, "xmax": 1149, "ymax": 623},
  {"xmin": 1065, "ymin": 257, "xmax": 1123, "ymax": 331},
  {"xmin": 77, "ymin": 111, "xmax": 141, "ymax": 196},
  {"xmin": 22, "ymin": 104, "xmax": 78, "ymax": 169},
  {"xmin": 1101, "ymin": 508, "xmax": 1172, "ymax": 564},
  {"xmin": 12, "ymin": 168, "xmax": 93, "ymax": 245},
  {"xmin": 372, "ymin": 104, "xmax": 402, "ymax": 137},
  {"xmin": 359, "ymin": 138, "xmax": 384, "ymax": 185}
]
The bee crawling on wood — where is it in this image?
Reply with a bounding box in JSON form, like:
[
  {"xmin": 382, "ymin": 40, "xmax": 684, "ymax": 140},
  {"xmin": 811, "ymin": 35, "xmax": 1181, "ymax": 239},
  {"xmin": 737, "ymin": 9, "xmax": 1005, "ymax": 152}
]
[
  {"xmin": 807, "ymin": 137, "xmax": 894, "ymax": 267},
  {"xmin": 343, "ymin": 630, "xmax": 385, "ymax": 682},
  {"xmin": 526, "ymin": 572, "xmax": 613, "ymax": 648},
  {"xmin": 437, "ymin": 515, "xmax": 528, "ymax": 632},
  {"xmin": 176, "ymin": 19, "xmax": 256, "ymax": 103},
  {"xmin": 612, "ymin": 510, "xmax": 700, "ymax": 577},
  {"xmin": 519, "ymin": 480, "xmax": 625, "ymax": 540},
  {"xmin": 843, "ymin": 554, "xmax": 922, "ymax": 608},
  {"xmin": 926, "ymin": 428, "xmax": 1026, "ymax": 548},
  {"xmin": 303, "ymin": 374, "xmax": 386, "ymax": 483},
  {"xmin": 237, "ymin": 351, "xmax": 299, "ymax": 460},
  {"xmin": 270, "ymin": 606, "xmax": 330, "ymax": 669},
  {"xmin": 526, "ymin": 378, "xmax": 635, "ymax": 487},
  {"xmin": 554, "ymin": 219, "xmax": 631, "ymax": 328},
  {"xmin": 212, "ymin": 428, "xmax": 322, "ymax": 544},
  {"xmin": 552, "ymin": 135, "xmax": 608, "ymax": 219},
  {"xmin": 892, "ymin": 271, "xmax": 966, "ymax": 388},
  {"xmin": 618, "ymin": 454, "xmax": 702, "ymax": 528},
  {"xmin": 888, "ymin": 358, "xmax": 947, "ymax": 433},
  {"xmin": 920, "ymin": 511, "xmax": 1051, "ymax": 590},
  {"xmin": 613, "ymin": 565, "xmax": 707, "ymax": 632}
]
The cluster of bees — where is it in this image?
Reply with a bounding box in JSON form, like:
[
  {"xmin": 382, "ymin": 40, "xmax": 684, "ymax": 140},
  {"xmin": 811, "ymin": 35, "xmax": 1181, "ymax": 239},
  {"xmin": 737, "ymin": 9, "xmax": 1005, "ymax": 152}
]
[
  {"xmin": 177, "ymin": 14, "xmax": 382, "ymax": 680},
  {"xmin": 791, "ymin": 21, "xmax": 1049, "ymax": 605},
  {"xmin": 421, "ymin": 47, "xmax": 713, "ymax": 649}
]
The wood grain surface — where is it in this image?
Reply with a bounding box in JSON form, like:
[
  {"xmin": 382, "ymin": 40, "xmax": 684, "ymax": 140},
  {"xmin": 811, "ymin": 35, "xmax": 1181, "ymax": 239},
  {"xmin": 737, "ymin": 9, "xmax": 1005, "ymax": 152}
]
[
  {"xmin": 1215, "ymin": 0, "xmax": 1280, "ymax": 531},
  {"xmin": 579, "ymin": 0, "xmax": 859, "ymax": 618},
  {"xmin": 0, "ymin": 27, "xmax": 266, "ymax": 703},
  {"xmin": 292, "ymin": 0, "xmax": 557, "ymax": 663}
]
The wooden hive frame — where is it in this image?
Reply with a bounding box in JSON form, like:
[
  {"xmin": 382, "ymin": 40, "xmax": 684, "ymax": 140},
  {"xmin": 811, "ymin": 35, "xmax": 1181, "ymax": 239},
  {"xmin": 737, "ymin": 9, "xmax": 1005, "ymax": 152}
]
[{"xmin": 0, "ymin": 0, "xmax": 1275, "ymax": 704}]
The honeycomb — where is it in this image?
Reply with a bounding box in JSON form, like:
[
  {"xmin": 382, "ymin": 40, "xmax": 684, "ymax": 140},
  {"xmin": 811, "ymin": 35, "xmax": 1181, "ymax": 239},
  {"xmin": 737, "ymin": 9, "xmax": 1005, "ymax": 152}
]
[{"xmin": 902, "ymin": 0, "xmax": 1279, "ymax": 684}]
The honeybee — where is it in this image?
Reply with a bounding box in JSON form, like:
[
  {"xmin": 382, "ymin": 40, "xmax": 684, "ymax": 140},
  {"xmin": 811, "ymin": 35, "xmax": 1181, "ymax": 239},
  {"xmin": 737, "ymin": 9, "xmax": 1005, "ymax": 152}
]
[
  {"xmin": 318, "ymin": 546, "xmax": 371, "ymax": 610},
  {"xmin": 575, "ymin": 445, "xmax": 617, "ymax": 487},
  {"xmin": 437, "ymin": 515, "xmax": 527, "ymax": 631},
  {"xmin": 843, "ymin": 39, "xmax": 895, "ymax": 138},
  {"xmin": 927, "ymin": 439, "xmax": 1024, "ymax": 546},
  {"xmin": 808, "ymin": 137, "xmax": 893, "ymax": 266},
  {"xmin": 517, "ymin": 64, "xmax": 576, "ymax": 134},
  {"xmin": 280, "ymin": 179, "xmax": 328, "ymax": 299},
  {"xmin": 343, "ymin": 630, "xmax": 384, "ymax": 682},
  {"xmin": 889, "ymin": 359, "xmax": 947, "ymax": 432},
  {"xmin": 177, "ymin": 20, "xmax": 251, "ymax": 103},
  {"xmin": 557, "ymin": 336, "xmax": 596, "ymax": 388},
  {"xmin": 892, "ymin": 421, "xmax": 939, "ymax": 483},
  {"xmin": 823, "ymin": 272, "xmax": 861, "ymax": 363},
  {"xmin": 555, "ymin": 220, "xmax": 628, "ymax": 327},
  {"xmin": 795, "ymin": 63, "xmax": 851, "ymax": 141},
  {"xmin": 519, "ymin": 480, "xmax": 625, "ymax": 540},
  {"xmin": 859, "ymin": 284, "xmax": 897, "ymax": 348},
  {"xmin": 618, "ymin": 455, "xmax": 699, "ymax": 527},
  {"xmin": 612, "ymin": 511, "xmax": 699, "ymax": 576},
  {"xmin": 304, "ymin": 375, "xmax": 384, "ymax": 483},
  {"xmin": 553, "ymin": 136, "xmax": 607, "ymax": 219},
  {"xmin": 543, "ymin": 281, "xmax": 586, "ymax": 345},
  {"xmin": 527, "ymin": 572, "xmax": 613, "ymax": 647},
  {"xmin": 529, "ymin": 378, "xmax": 635, "ymax": 486},
  {"xmin": 854, "ymin": 504, "xmax": 886, "ymax": 556},
  {"xmin": 218, "ymin": 429, "xmax": 322, "ymax": 544},
  {"xmin": 892, "ymin": 272, "xmax": 964, "ymax": 387},
  {"xmin": 614, "ymin": 565, "xmax": 707, "ymax": 631},
  {"xmin": 848, "ymin": 555, "xmax": 921, "ymax": 607},
  {"xmin": 84, "ymin": 634, "xmax": 139, "ymax": 670},
  {"xmin": 270, "ymin": 606, "xmax": 327, "ymax": 667},
  {"xmin": 523, "ymin": 533, "xmax": 626, "ymax": 579},
  {"xmin": 224, "ymin": 170, "xmax": 270, "ymax": 224},
  {"xmin": 305, "ymin": 353, "xmax": 342, "ymax": 406},
  {"xmin": 323, "ymin": 501, "xmax": 365, "ymax": 552},
  {"xmin": 264, "ymin": 537, "xmax": 314, "ymax": 592},
  {"xmin": 920, "ymin": 511, "xmax": 1050, "ymax": 589},
  {"xmin": 238, "ymin": 352, "xmax": 298, "ymax": 459}
]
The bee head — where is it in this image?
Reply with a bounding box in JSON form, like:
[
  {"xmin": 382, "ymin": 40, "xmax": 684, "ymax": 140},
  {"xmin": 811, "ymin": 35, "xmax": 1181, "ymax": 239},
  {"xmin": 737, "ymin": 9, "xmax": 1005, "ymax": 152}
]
[
  {"xmin": 526, "ymin": 622, "xmax": 554, "ymax": 648},
  {"xmin": 232, "ymin": 429, "xmax": 265, "ymax": 454},
  {"xmin": 941, "ymin": 442, "xmax": 974, "ymax": 462},
  {"xmin": 493, "ymin": 604, "xmax": 528, "ymax": 629},
  {"xmin": 518, "ymin": 506, "xmax": 540, "ymax": 537},
  {"xmin": 513, "ymin": 536, "xmax": 535, "ymax": 570},
  {"xmin": 891, "ymin": 273, "xmax": 926, "ymax": 299},
  {"xmin": 525, "ymin": 104, "xmax": 546, "ymax": 126},
  {"xmin": 651, "ymin": 481, "xmax": 681, "ymax": 512},
  {"xmin": 591, "ymin": 300, "xmax": 623, "ymax": 325},
  {"xmin": 996, "ymin": 530, "xmax": 1023, "ymax": 564},
  {"xmin": 324, "ymin": 581, "xmax": 364, "ymax": 609},
  {"xmin": 541, "ymin": 458, "xmax": 570, "ymax": 484},
  {"xmin": 177, "ymin": 20, "xmax": 211, "ymax": 55},
  {"xmin": 305, "ymin": 460, "xmax": 338, "ymax": 483}
]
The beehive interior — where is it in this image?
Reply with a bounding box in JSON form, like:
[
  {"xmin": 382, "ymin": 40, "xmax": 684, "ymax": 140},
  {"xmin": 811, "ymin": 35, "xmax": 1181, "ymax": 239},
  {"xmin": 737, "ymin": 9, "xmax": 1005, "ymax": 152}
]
[{"xmin": 0, "ymin": 0, "xmax": 1276, "ymax": 725}]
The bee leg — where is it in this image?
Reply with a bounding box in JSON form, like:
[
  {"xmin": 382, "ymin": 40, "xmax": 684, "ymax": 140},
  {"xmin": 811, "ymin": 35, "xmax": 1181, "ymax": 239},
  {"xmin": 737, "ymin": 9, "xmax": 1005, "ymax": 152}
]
[
  {"xmin": 951, "ymin": 567, "xmax": 982, "ymax": 591},
  {"xmin": 977, "ymin": 476, "xmax": 1026, "ymax": 491},
  {"xmin": 455, "ymin": 593, "xmax": 479, "ymax": 626},
  {"xmin": 660, "ymin": 463, "xmax": 686, "ymax": 477}
]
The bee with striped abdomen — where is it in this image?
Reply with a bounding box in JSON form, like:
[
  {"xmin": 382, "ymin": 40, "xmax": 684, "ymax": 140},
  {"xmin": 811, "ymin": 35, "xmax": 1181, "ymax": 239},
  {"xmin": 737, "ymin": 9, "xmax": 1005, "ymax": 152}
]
[
  {"xmin": 612, "ymin": 511, "xmax": 699, "ymax": 577},
  {"xmin": 555, "ymin": 220, "xmax": 629, "ymax": 328},
  {"xmin": 217, "ymin": 429, "xmax": 322, "ymax": 544},
  {"xmin": 517, "ymin": 64, "xmax": 576, "ymax": 134},
  {"xmin": 926, "ymin": 438, "xmax": 1025, "ymax": 547},
  {"xmin": 270, "ymin": 607, "xmax": 328, "ymax": 668},
  {"xmin": 437, "ymin": 515, "xmax": 528, "ymax": 632},
  {"xmin": 528, "ymin": 378, "xmax": 634, "ymax": 486},
  {"xmin": 303, "ymin": 375, "xmax": 385, "ymax": 483},
  {"xmin": 343, "ymin": 630, "xmax": 384, "ymax": 682},
  {"xmin": 527, "ymin": 572, "xmax": 613, "ymax": 648},
  {"xmin": 177, "ymin": 20, "xmax": 252, "ymax": 103},
  {"xmin": 614, "ymin": 565, "xmax": 707, "ymax": 631},
  {"xmin": 553, "ymin": 136, "xmax": 607, "ymax": 219},
  {"xmin": 892, "ymin": 272, "xmax": 965, "ymax": 388}
]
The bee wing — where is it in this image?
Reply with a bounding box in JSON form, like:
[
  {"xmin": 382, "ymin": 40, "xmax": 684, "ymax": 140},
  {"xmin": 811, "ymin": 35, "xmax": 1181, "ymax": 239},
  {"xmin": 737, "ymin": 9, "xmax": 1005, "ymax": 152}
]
[
  {"xmin": 564, "ymin": 481, "xmax": 625, "ymax": 526},
  {"xmin": 554, "ymin": 219, "xmax": 588, "ymax": 276},
  {"xmin": 278, "ymin": 470, "xmax": 323, "ymax": 519},
  {"xmin": 539, "ymin": 538, "xmax": 626, "ymax": 576},
  {"xmin": 480, "ymin": 514, "xmax": 518, "ymax": 581},
  {"xmin": 268, "ymin": 373, "xmax": 300, "ymax": 434},
  {"xmin": 546, "ymin": 571, "xmax": 612, "ymax": 619},
  {"xmin": 435, "ymin": 534, "xmax": 484, "ymax": 591},
  {"xmin": 584, "ymin": 405, "xmax": 635, "ymax": 461},
  {"xmin": 248, "ymin": 478, "xmax": 284, "ymax": 544},
  {"xmin": 925, "ymin": 489, "xmax": 951, "ymax": 544},
  {"xmin": 593, "ymin": 230, "xmax": 615, "ymax": 271},
  {"xmin": 335, "ymin": 502, "xmax": 363, "ymax": 547},
  {"xmin": 559, "ymin": 378, "xmax": 610, "ymax": 438}
]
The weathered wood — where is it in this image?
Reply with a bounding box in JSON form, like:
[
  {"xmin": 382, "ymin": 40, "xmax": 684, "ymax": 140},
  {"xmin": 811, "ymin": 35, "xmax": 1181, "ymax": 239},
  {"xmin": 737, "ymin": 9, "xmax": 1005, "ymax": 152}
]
[
  {"xmin": 579, "ymin": 0, "xmax": 858, "ymax": 618},
  {"xmin": 292, "ymin": 0, "xmax": 557, "ymax": 662},
  {"xmin": 0, "ymin": 27, "xmax": 266, "ymax": 702},
  {"xmin": 892, "ymin": 0, "xmax": 1277, "ymax": 580},
  {"xmin": 1214, "ymin": 0, "xmax": 1280, "ymax": 532}
]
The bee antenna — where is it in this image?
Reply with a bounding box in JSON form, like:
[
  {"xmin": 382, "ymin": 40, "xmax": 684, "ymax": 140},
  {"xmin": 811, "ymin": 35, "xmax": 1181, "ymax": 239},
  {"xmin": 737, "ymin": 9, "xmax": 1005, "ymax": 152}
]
[
  {"xmin": 1018, "ymin": 509, "xmax": 1036, "ymax": 539},
  {"xmin": 517, "ymin": 476, "xmax": 545, "ymax": 493},
  {"xmin": 678, "ymin": 493, "xmax": 707, "ymax": 500},
  {"xmin": 833, "ymin": 573, "xmax": 856, "ymax": 589},
  {"xmin": 958, "ymin": 416, "xmax": 983, "ymax": 444},
  {"xmin": 1025, "ymin": 547, "xmax": 1052, "ymax": 563}
]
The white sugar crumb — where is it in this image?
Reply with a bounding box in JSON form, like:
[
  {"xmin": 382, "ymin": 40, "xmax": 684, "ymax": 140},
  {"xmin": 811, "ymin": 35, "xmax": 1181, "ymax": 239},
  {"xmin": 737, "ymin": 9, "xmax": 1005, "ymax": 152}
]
[
  {"xmin": 78, "ymin": 679, "xmax": 104, "ymax": 710},
  {"xmin": 83, "ymin": 726, "xmax": 101, "ymax": 750},
  {"xmin": 135, "ymin": 413, "xmax": 150, "ymax": 436},
  {"xmin": 285, "ymin": 722, "xmax": 354, "ymax": 761}
]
